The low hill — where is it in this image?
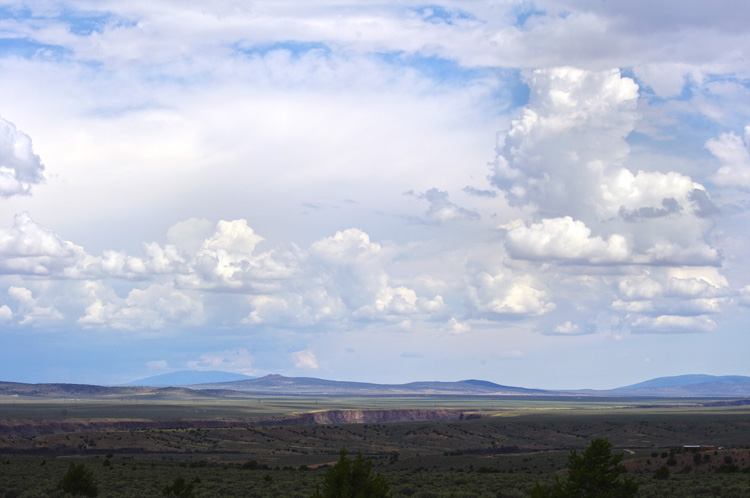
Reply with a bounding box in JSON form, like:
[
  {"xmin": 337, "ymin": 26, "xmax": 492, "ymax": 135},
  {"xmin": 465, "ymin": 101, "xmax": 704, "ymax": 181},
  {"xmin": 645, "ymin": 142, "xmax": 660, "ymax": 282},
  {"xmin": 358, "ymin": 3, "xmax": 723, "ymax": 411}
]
[
  {"xmin": 123, "ymin": 370, "xmax": 255, "ymax": 387},
  {"xmin": 0, "ymin": 381, "xmax": 238, "ymax": 400}
]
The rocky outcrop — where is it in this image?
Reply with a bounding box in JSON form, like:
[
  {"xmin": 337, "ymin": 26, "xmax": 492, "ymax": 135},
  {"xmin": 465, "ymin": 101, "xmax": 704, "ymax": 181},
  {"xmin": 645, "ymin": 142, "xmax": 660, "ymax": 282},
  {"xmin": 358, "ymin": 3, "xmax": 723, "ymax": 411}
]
[{"xmin": 276, "ymin": 409, "xmax": 474, "ymax": 425}]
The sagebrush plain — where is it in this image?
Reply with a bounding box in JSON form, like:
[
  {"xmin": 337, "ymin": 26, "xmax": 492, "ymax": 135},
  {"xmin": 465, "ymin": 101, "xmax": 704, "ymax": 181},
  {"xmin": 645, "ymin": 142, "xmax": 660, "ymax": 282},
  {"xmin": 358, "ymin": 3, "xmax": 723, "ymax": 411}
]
[{"xmin": 1, "ymin": 394, "xmax": 750, "ymax": 497}]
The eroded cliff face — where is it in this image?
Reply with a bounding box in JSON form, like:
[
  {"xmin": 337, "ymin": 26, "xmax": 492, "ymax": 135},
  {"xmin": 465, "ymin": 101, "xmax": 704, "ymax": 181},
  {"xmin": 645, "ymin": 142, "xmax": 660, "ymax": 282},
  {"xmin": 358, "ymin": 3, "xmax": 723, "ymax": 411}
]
[
  {"xmin": 286, "ymin": 409, "xmax": 477, "ymax": 425},
  {"xmin": 0, "ymin": 409, "xmax": 482, "ymax": 438}
]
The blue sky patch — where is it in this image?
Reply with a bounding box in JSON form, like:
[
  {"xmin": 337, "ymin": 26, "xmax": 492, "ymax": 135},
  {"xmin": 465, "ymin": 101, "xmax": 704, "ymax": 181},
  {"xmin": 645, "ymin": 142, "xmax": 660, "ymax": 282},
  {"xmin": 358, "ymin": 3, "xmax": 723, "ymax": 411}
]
[
  {"xmin": 377, "ymin": 51, "xmax": 488, "ymax": 83},
  {"xmin": 512, "ymin": 5, "xmax": 546, "ymax": 27},
  {"xmin": 0, "ymin": 37, "xmax": 69, "ymax": 59},
  {"xmin": 0, "ymin": 5, "xmax": 33, "ymax": 21},
  {"xmin": 234, "ymin": 41, "xmax": 331, "ymax": 58},
  {"xmin": 0, "ymin": 5, "xmax": 132, "ymax": 36},
  {"xmin": 58, "ymin": 10, "xmax": 135, "ymax": 36},
  {"xmin": 413, "ymin": 5, "xmax": 475, "ymax": 25}
]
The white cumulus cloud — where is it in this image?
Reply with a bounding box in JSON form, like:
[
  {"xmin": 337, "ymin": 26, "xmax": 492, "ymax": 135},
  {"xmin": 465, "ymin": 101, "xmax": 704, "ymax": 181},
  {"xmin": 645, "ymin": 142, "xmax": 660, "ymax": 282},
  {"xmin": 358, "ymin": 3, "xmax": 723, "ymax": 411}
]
[
  {"xmin": 552, "ymin": 321, "xmax": 581, "ymax": 335},
  {"xmin": 506, "ymin": 216, "xmax": 629, "ymax": 264},
  {"xmin": 465, "ymin": 267, "xmax": 554, "ymax": 317},
  {"xmin": 292, "ymin": 350, "xmax": 319, "ymax": 370},
  {"xmin": 187, "ymin": 348, "xmax": 255, "ymax": 375},
  {"xmin": 491, "ymin": 67, "xmax": 639, "ymax": 218},
  {"xmin": 78, "ymin": 281, "xmax": 204, "ymax": 330},
  {"xmin": 445, "ymin": 317, "xmax": 471, "ymax": 334},
  {"xmin": 613, "ymin": 267, "xmax": 729, "ymax": 327},
  {"xmin": 707, "ymin": 125, "xmax": 750, "ymax": 188},
  {"xmin": 492, "ymin": 67, "xmax": 721, "ymax": 268},
  {"xmin": 0, "ymin": 212, "xmax": 92, "ymax": 277},
  {"xmin": 7, "ymin": 285, "xmax": 63, "ymax": 325},
  {"xmin": 0, "ymin": 116, "xmax": 45, "ymax": 197},
  {"xmin": 0, "ymin": 304, "xmax": 13, "ymax": 321}
]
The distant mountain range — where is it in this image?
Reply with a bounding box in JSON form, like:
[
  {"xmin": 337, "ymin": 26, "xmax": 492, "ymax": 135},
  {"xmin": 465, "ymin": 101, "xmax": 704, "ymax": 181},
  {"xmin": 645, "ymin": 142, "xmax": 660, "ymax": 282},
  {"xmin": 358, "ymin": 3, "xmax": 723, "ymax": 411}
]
[
  {"xmin": 189, "ymin": 374, "xmax": 549, "ymax": 395},
  {"xmin": 122, "ymin": 370, "xmax": 256, "ymax": 387},
  {"xmin": 608, "ymin": 374, "xmax": 750, "ymax": 397},
  {"xmin": 1, "ymin": 373, "xmax": 749, "ymax": 399}
]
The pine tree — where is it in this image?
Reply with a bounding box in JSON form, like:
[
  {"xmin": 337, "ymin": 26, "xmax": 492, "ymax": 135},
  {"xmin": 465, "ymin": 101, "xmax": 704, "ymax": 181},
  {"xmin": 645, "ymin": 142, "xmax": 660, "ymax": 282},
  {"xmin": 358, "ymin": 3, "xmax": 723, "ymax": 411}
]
[
  {"xmin": 531, "ymin": 438, "xmax": 638, "ymax": 498},
  {"xmin": 57, "ymin": 462, "xmax": 99, "ymax": 497},
  {"xmin": 310, "ymin": 448, "xmax": 391, "ymax": 498}
]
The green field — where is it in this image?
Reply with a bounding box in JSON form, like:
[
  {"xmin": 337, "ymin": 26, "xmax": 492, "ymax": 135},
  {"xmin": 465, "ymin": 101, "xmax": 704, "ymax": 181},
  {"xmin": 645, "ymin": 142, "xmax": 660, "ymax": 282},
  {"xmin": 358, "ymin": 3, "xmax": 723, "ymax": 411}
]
[{"xmin": 1, "ymin": 396, "xmax": 749, "ymax": 497}]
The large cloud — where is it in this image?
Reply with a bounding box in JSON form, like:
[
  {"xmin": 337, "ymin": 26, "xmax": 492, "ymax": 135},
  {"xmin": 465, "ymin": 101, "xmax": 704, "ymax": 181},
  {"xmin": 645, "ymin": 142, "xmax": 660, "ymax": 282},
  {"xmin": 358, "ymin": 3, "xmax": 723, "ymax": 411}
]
[
  {"xmin": 78, "ymin": 281, "xmax": 204, "ymax": 330},
  {"xmin": 465, "ymin": 266, "xmax": 554, "ymax": 318},
  {"xmin": 244, "ymin": 228, "xmax": 446, "ymax": 327},
  {"xmin": 600, "ymin": 169, "xmax": 707, "ymax": 220},
  {"xmin": 506, "ymin": 216, "xmax": 630, "ymax": 264},
  {"xmin": 611, "ymin": 267, "xmax": 729, "ymax": 334},
  {"xmin": 0, "ymin": 212, "xmax": 92, "ymax": 277},
  {"xmin": 505, "ymin": 216, "xmax": 719, "ymax": 266},
  {"xmin": 237, "ymin": 228, "xmax": 447, "ymax": 327},
  {"xmin": 0, "ymin": 116, "xmax": 45, "ymax": 197},
  {"xmin": 0, "ymin": 216, "xmax": 448, "ymax": 329},
  {"xmin": 490, "ymin": 67, "xmax": 639, "ymax": 218},
  {"xmin": 7, "ymin": 285, "xmax": 62, "ymax": 325},
  {"xmin": 91, "ymin": 224, "xmax": 447, "ymax": 328},
  {"xmin": 491, "ymin": 67, "xmax": 721, "ymax": 268},
  {"xmin": 491, "ymin": 67, "xmax": 711, "ymax": 222},
  {"xmin": 175, "ymin": 219, "xmax": 300, "ymax": 291},
  {"xmin": 85, "ymin": 219, "xmax": 300, "ymax": 293}
]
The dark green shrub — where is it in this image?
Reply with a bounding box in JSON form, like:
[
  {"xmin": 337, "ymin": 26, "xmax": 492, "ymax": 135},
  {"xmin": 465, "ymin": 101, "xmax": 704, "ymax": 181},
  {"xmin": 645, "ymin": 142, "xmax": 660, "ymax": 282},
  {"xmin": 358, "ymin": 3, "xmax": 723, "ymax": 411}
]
[
  {"xmin": 57, "ymin": 462, "xmax": 99, "ymax": 497},
  {"xmin": 162, "ymin": 476, "xmax": 197, "ymax": 498},
  {"xmin": 717, "ymin": 464, "xmax": 739, "ymax": 473},
  {"xmin": 653, "ymin": 465, "xmax": 669, "ymax": 480}
]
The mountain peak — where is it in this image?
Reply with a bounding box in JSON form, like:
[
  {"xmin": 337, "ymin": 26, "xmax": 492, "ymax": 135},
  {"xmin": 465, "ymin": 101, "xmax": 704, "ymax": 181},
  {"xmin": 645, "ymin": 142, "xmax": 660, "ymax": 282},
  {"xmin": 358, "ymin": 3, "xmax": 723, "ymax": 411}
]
[{"xmin": 123, "ymin": 370, "xmax": 255, "ymax": 387}]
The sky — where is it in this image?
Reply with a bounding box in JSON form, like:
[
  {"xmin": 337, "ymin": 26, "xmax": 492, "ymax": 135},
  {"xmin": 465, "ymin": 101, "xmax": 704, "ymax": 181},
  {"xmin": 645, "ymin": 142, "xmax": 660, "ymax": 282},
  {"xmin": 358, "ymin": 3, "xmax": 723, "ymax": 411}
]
[{"xmin": 0, "ymin": 0, "xmax": 749, "ymax": 389}]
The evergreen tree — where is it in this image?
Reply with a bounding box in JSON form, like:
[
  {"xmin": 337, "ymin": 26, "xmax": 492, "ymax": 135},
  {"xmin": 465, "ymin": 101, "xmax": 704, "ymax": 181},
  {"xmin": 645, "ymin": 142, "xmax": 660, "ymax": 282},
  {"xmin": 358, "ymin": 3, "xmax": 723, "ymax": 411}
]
[
  {"xmin": 57, "ymin": 462, "xmax": 99, "ymax": 497},
  {"xmin": 531, "ymin": 438, "xmax": 638, "ymax": 498},
  {"xmin": 310, "ymin": 448, "xmax": 391, "ymax": 498}
]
